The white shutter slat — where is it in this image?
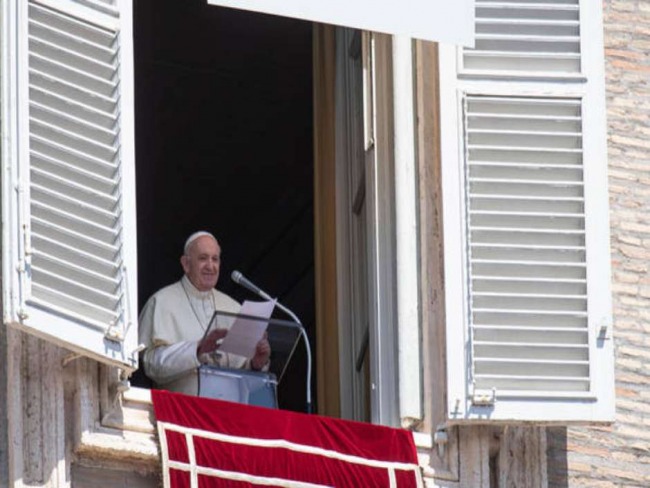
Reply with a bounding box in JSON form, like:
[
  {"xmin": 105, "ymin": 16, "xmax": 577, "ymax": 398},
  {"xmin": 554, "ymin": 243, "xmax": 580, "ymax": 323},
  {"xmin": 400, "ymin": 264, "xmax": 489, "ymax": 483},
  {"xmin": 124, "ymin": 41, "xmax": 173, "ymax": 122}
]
[
  {"xmin": 474, "ymin": 376, "xmax": 589, "ymax": 392},
  {"xmin": 474, "ymin": 310, "xmax": 586, "ymax": 323},
  {"xmin": 472, "ymin": 230, "xmax": 584, "ymax": 247},
  {"xmin": 472, "ymin": 196, "xmax": 584, "ymax": 212},
  {"xmin": 473, "ymin": 326, "xmax": 588, "ymax": 342},
  {"xmin": 1, "ymin": 0, "xmax": 138, "ymax": 368},
  {"xmin": 471, "ymin": 163, "xmax": 581, "ymax": 171},
  {"xmin": 467, "ymin": 96, "xmax": 581, "ymax": 110},
  {"xmin": 473, "ymin": 263, "xmax": 585, "ymax": 280},
  {"xmin": 476, "ymin": 34, "xmax": 580, "ymax": 45},
  {"xmin": 469, "ymin": 135, "xmax": 581, "ymax": 150},
  {"xmin": 470, "ymin": 149, "xmax": 581, "ymax": 165},
  {"xmin": 470, "ymin": 215, "xmax": 584, "ymax": 230},
  {"xmin": 472, "ymin": 248, "xmax": 585, "ymax": 263},
  {"xmin": 474, "ymin": 292, "xmax": 587, "ymax": 301},
  {"xmin": 472, "ymin": 242, "xmax": 584, "ymax": 249},
  {"xmin": 472, "ymin": 211, "xmax": 584, "ymax": 219},
  {"xmin": 473, "ymin": 278, "xmax": 587, "ymax": 295},
  {"xmin": 469, "ymin": 148, "xmax": 582, "ymax": 157},
  {"xmin": 465, "ymin": 54, "xmax": 580, "ymax": 73},
  {"xmin": 473, "ymin": 296, "xmax": 586, "ymax": 312},
  {"xmin": 470, "ymin": 181, "xmax": 583, "ymax": 198},
  {"xmin": 470, "ymin": 178, "xmax": 582, "ymax": 187},
  {"xmin": 474, "ymin": 342, "xmax": 588, "ymax": 359}
]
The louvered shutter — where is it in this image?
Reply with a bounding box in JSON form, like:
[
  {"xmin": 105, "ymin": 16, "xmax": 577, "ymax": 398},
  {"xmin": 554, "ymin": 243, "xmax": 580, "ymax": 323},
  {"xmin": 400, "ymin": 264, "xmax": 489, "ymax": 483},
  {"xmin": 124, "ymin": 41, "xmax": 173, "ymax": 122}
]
[
  {"xmin": 465, "ymin": 0, "xmax": 581, "ymax": 75},
  {"xmin": 2, "ymin": 0, "xmax": 138, "ymax": 371},
  {"xmin": 440, "ymin": 0, "xmax": 614, "ymax": 422}
]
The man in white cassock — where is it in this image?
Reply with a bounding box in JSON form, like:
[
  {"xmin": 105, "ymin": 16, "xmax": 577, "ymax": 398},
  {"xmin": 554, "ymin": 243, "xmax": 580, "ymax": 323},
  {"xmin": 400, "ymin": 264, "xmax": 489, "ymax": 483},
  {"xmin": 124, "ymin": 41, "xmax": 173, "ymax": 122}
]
[{"xmin": 139, "ymin": 231, "xmax": 271, "ymax": 395}]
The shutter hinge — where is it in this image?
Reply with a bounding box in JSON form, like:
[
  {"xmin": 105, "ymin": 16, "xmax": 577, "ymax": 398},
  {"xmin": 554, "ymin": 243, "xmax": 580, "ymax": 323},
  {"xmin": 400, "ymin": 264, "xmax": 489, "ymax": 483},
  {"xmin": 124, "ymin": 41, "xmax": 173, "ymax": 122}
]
[
  {"xmin": 433, "ymin": 425, "xmax": 448, "ymax": 457},
  {"xmin": 105, "ymin": 321, "xmax": 124, "ymax": 342},
  {"xmin": 19, "ymin": 222, "xmax": 32, "ymax": 279},
  {"xmin": 22, "ymin": 224, "xmax": 32, "ymax": 257},
  {"xmin": 471, "ymin": 388, "xmax": 496, "ymax": 407},
  {"xmin": 598, "ymin": 317, "xmax": 612, "ymax": 340}
]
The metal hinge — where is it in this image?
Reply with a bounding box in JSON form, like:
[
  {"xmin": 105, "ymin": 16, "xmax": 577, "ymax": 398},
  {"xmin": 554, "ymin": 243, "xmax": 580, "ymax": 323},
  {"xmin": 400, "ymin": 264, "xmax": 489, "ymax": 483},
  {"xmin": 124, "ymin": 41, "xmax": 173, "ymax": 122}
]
[
  {"xmin": 433, "ymin": 425, "xmax": 448, "ymax": 457},
  {"xmin": 471, "ymin": 388, "xmax": 497, "ymax": 407},
  {"xmin": 105, "ymin": 321, "xmax": 124, "ymax": 342},
  {"xmin": 598, "ymin": 316, "xmax": 612, "ymax": 340}
]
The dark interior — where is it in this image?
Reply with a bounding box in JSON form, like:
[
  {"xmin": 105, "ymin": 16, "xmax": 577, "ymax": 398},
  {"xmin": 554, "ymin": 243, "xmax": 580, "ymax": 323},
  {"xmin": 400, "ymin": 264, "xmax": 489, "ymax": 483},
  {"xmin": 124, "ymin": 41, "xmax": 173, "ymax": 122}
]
[{"xmin": 133, "ymin": 0, "xmax": 315, "ymax": 412}]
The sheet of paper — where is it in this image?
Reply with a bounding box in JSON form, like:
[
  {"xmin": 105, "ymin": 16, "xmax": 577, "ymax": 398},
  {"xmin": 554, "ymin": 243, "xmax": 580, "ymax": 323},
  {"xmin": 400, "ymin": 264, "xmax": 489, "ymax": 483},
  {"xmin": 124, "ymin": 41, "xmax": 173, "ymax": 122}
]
[{"xmin": 218, "ymin": 299, "xmax": 276, "ymax": 358}]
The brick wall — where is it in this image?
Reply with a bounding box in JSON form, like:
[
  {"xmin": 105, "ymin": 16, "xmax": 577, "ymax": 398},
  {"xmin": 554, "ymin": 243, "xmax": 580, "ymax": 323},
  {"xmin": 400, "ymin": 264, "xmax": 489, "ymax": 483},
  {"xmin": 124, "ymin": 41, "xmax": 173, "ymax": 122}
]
[{"xmin": 547, "ymin": 1, "xmax": 650, "ymax": 486}]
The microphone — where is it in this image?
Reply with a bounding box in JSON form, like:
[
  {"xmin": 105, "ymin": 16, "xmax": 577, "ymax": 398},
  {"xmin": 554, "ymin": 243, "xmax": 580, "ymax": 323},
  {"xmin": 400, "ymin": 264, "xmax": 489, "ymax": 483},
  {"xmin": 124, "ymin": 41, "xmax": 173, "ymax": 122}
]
[{"xmin": 231, "ymin": 271, "xmax": 272, "ymax": 300}]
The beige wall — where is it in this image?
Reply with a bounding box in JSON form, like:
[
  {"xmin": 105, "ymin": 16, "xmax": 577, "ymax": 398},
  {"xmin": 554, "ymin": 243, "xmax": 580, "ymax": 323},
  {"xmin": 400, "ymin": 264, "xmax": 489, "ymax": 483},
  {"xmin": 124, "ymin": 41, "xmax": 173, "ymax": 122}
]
[
  {"xmin": 2, "ymin": 327, "xmax": 158, "ymax": 488},
  {"xmin": 546, "ymin": 1, "xmax": 650, "ymax": 486}
]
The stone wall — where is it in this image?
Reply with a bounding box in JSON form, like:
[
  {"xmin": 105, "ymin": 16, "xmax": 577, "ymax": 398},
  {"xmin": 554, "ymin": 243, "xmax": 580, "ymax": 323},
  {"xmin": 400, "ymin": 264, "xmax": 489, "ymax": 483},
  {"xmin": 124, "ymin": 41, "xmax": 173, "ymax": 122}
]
[
  {"xmin": 0, "ymin": 325, "xmax": 159, "ymax": 488},
  {"xmin": 546, "ymin": 1, "xmax": 650, "ymax": 486}
]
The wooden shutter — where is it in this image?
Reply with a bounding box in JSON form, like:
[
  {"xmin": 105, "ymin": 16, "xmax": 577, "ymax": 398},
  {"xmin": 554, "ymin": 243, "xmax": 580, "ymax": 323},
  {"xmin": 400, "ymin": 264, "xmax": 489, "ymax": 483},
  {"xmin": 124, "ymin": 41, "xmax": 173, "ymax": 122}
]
[
  {"xmin": 2, "ymin": 0, "xmax": 138, "ymax": 371},
  {"xmin": 440, "ymin": 0, "xmax": 614, "ymax": 422}
]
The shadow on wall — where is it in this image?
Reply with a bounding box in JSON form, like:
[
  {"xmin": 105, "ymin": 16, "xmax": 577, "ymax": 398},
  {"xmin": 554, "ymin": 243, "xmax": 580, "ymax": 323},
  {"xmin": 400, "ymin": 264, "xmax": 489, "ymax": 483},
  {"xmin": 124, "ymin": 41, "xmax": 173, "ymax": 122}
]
[{"xmin": 546, "ymin": 427, "xmax": 569, "ymax": 488}]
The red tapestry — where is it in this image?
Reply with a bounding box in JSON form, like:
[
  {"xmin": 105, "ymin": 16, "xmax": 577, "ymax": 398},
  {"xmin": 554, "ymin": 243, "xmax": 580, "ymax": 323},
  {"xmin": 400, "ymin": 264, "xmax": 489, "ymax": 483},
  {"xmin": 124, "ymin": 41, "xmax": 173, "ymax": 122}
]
[{"xmin": 152, "ymin": 390, "xmax": 423, "ymax": 487}]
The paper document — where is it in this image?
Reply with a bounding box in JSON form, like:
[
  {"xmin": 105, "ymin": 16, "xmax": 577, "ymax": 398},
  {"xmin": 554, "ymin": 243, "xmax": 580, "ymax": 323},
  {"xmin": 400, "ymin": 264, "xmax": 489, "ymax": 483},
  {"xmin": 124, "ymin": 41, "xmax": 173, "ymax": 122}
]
[{"xmin": 218, "ymin": 299, "xmax": 276, "ymax": 358}]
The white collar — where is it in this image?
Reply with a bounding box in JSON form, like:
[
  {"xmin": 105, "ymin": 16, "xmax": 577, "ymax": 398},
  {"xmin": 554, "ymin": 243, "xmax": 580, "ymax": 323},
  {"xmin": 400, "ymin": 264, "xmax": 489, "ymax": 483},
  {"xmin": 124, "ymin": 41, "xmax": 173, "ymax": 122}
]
[{"xmin": 181, "ymin": 275, "xmax": 214, "ymax": 299}]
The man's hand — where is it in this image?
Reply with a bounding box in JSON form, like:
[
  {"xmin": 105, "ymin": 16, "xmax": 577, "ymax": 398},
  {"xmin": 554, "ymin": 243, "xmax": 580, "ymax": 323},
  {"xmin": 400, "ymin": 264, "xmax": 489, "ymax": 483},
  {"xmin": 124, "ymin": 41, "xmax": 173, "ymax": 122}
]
[
  {"xmin": 197, "ymin": 328, "xmax": 228, "ymax": 356},
  {"xmin": 251, "ymin": 335, "xmax": 271, "ymax": 371}
]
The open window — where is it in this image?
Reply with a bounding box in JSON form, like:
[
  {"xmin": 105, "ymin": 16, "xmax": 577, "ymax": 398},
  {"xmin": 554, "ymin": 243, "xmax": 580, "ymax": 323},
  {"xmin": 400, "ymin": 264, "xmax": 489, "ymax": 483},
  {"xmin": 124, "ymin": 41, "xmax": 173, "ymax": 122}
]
[
  {"xmin": 130, "ymin": 2, "xmax": 418, "ymax": 422},
  {"xmin": 3, "ymin": 0, "xmax": 614, "ymax": 431},
  {"xmin": 132, "ymin": 0, "xmax": 315, "ymax": 413}
]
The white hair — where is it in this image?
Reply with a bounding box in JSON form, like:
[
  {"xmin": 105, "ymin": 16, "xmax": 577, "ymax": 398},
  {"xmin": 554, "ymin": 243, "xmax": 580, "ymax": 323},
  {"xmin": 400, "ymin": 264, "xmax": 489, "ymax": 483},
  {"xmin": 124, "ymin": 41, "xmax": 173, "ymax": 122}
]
[{"xmin": 183, "ymin": 231, "xmax": 217, "ymax": 255}]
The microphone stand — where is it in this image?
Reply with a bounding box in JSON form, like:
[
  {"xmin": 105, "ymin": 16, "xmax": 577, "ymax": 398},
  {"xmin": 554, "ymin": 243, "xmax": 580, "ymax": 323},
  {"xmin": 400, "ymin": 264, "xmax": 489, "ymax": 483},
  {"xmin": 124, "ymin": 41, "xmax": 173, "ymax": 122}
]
[
  {"xmin": 275, "ymin": 302, "xmax": 313, "ymax": 415},
  {"xmin": 241, "ymin": 285, "xmax": 313, "ymax": 414}
]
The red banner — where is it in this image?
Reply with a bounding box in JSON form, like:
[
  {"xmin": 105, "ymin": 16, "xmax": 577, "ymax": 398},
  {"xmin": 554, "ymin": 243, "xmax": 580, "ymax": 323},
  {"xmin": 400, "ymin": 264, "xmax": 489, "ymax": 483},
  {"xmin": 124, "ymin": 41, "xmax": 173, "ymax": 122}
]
[{"xmin": 152, "ymin": 390, "xmax": 423, "ymax": 487}]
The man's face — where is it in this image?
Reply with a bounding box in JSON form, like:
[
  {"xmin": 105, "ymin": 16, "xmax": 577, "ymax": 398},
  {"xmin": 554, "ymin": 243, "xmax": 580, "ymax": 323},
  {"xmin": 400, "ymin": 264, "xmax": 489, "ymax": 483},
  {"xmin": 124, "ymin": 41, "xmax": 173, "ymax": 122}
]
[{"xmin": 181, "ymin": 236, "xmax": 221, "ymax": 292}]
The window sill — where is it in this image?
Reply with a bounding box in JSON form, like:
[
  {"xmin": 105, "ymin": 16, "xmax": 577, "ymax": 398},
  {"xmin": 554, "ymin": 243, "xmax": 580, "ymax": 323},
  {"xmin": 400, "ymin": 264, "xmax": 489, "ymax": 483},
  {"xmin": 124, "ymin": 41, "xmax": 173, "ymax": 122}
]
[{"xmin": 75, "ymin": 381, "xmax": 159, "ymax": 469}]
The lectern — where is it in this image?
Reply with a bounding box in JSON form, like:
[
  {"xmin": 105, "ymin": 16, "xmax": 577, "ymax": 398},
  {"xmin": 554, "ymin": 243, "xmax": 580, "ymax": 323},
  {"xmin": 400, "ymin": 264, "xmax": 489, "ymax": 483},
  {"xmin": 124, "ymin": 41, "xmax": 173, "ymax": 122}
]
[
  {"xmin": 198, "ymin": 366, "xmax": 278, "ymax": 408},
  {"xmin": 197, "ymin": 310, "xmax": 301, "ymax": 409}
]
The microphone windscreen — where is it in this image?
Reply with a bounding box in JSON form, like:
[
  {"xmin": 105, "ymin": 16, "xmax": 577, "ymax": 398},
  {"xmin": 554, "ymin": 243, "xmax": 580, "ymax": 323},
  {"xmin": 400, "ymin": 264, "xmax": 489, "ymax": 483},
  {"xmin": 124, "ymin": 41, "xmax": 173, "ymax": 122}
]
[{"xmin": 231, "ymin": 270, "xmax": 243, "ymax": 283}]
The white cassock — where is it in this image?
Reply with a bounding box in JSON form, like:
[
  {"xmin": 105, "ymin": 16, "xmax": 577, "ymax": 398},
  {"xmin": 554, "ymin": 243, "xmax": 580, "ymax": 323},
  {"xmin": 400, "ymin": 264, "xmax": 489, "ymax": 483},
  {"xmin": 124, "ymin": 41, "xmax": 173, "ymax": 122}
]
[{"xmin": 139, "ymin": 275, "xmax": 250, "ymax": 395}]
